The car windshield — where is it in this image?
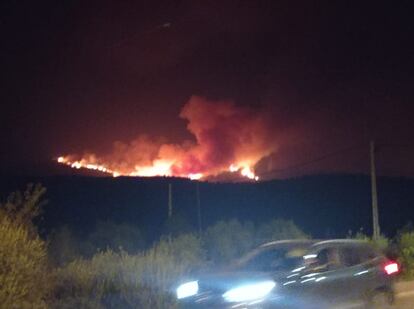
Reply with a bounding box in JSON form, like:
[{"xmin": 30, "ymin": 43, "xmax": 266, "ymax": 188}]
[{"xmin": 235, "ymin": 243, "xmax": 311, "ymax": 272}]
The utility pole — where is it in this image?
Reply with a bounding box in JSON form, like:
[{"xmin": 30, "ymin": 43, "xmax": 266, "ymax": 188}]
[
  {"xmin": 370, "ymin": 141, "xmax": 380, "ymax": 240},
  {"xmin": 168, "ymin": 183, "xmax": 173, "ymax": 218},
  {"xmin": 196, "ymin": 182, "xmax": 202, "ymax": 235}
]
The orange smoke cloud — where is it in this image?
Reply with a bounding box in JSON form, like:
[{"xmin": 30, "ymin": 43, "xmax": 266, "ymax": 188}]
[{"xmin": 57, "ymin": 96, "xmax": 277, "ymax": 180}]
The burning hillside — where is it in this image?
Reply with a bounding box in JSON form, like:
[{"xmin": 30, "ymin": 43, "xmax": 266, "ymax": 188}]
[{"xmin": 57, "ymin": 96, "xmax": 277, "ymax": 181}]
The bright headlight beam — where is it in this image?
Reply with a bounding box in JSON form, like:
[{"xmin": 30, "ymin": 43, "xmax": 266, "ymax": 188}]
[
  {"xmin": 176, "ymin": 281, "xmax": 199, "ymax": 299},
  {"xmin": 223, "ymin": 280, "xmax": 276, "ymax": 302}
]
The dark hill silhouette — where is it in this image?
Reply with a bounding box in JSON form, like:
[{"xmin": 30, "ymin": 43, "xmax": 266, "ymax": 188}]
[{"xmin": 1, "ymin": 174, "xmax": 413, "ymax": 240}]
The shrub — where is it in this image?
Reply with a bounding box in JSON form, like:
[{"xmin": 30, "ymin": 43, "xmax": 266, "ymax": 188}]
[
  {"xmin": 397, "ymin": 232, "xmax": 414, "ymax": 279},
  {"xmin": 0, "ymin": 216, "xmax": 50, "ymax": 308},
  {"xmin": 50, "ymin": 233, "xmax": 204, "ymax": 308},
  {"xmin": 203, "ymin": 218, "xmax": 308, "ymax": 265},
  {"xmin": 50, "ymin": 250, "xmax": 121, "ymax": 309},
  {"xmin": 0, "ymin": 183, "xmax": 51, "ymax": 308},
  {"xmin": 135, "ymin": 233, "xmax": 205, "ymax": 290},
  {"xmin": 255, "ymin": 219, "xmax": 309, "ymax": 245},
  {"xmin": 163, "ymin": 213, "xmax": 193, "ymax": 237},
  {"xmin": 84, "ymin": 221, "xmax": 146, "ymax": 256},
  {"xmin": 347, "ymin": 231, "xmax": 390, "ymax": 253},
  {"xmin": 48, "ymin": 225, "xmax": 80, "ymax": 266},
  {"xmin": 0, "ymin": 183, "xmax": 47, "ymax": 238},
  {"xmin": 203, "ymin": 219, "xmax": 255, "ymax": 264}
]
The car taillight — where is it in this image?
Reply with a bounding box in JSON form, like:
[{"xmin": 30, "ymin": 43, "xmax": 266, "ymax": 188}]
[{"xmin": 384, "ymin": 262, "xmax": 399, "ymax": 275}]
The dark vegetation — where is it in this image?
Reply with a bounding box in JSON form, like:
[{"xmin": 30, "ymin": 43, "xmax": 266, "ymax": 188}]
[
  {"xmin": 1, "ymin": 175, "xmax": 414, "ymax": 308},
  {"xmin": 1, "ymin": 174, "xmax": 414, "ymax": 239}
]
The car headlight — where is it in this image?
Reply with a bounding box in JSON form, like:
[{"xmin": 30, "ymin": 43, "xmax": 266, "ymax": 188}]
[
  {"xmin": 223, "ymin": 280, "xmax": 276, "ymax": 302},
  {"xmin": 176, "ymin": 281, "xmax": 199, "ymax": 299}
]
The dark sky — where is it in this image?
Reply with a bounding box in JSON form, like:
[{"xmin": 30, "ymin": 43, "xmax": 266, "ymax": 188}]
[{"xmin": 1, "ymin": 1, "xmax": 413, "ymax": 178}]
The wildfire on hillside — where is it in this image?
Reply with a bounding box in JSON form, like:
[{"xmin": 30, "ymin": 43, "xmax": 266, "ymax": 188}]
[{"xmin": 56, "ymin": 96, "xmax": 277, "ymax": 181}]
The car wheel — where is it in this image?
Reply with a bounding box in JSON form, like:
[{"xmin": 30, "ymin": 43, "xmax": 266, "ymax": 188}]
[{"xmin": 367, "ymin": 290, "xmax": 393, "ymax": 309}]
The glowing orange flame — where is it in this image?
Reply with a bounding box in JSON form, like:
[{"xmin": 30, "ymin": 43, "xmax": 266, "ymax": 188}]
[
  {"xmin": 229, "ymin": 164, "xmax": 259, "ymax": 181},
  {"xmin": 56, "ymin": 96, "xmax": 275, "ymax": 181},
  {"xmin": 56, "ymin": 156, "xmax": 257, "ymax": 180},
  {"xmin": 57, "ymin": 156, "xmax": 116, "ymax": 176}
]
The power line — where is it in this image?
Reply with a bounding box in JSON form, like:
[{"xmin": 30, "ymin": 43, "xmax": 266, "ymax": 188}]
[{"xmin": 260, "ymin": 144, "xmax": 365, "ymax": 178}]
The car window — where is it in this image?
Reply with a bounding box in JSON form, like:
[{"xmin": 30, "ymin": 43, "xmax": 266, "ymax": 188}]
[
  {"xmin": 309, "ymin": 246, "xmax": 346, "ymax": 271},
  {"xmin": 341, "ymin": 247, "xmax": 360, "ymax": 267},
  {"xmin": 356, "ymin": 245, "xmax": 379, "ymax": 263},
  {"xmin": 238, "ymin": 246, "xmax": 307, "ymax": 272},
  {"xmin": 340, "ymin": 244, "xmax": 381, "ymax": 266}
]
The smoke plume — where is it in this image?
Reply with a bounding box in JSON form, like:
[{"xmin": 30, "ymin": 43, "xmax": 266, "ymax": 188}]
[{"xmin": 58, "ymin": 96, "xmax": 277, "ymax": 180}]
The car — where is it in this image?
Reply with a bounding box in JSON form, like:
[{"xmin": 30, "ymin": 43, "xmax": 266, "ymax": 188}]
[{"xmin": 175, "ymin": 239, "xmax": 399, "ymax": 308}]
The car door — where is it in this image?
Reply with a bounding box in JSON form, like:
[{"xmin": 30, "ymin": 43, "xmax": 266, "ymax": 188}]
[
  {"xmin": 339, "ymin": 245, "xmax": 373, "ymax": 305},
  {"xmin": 346, "ymin": 244, "xmax": 389, "ymax": 300},
  {"xmin": 295, "ymin": 244, "xmax": 353, "ymax": 307}
]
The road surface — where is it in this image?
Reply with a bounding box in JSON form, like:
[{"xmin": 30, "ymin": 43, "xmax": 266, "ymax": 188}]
[
  {"xmin": 395, "ymin": 294, "xmax": 414, "ymax": 308},
  {"xmin": 394, "ymin": 281, "xmax": 414, "ymax": 309}
]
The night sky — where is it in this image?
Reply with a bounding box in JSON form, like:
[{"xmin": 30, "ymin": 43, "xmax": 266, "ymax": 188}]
[{"xmin": 1, "ymin": 1, "xmax": 413, "ymax": 178}]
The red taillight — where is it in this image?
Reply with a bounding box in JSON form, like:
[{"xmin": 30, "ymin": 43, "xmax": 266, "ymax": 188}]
[{"xmin": 384, "ymin": 262, "xmax": 399, "ymax": 275}]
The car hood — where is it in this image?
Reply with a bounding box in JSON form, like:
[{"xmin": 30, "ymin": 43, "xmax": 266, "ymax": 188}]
[
  {"xmin": 177, "ymin": 270, "xmax": 285, "ymax": 306},
  {"xmin": 190, "ymin": 270, "xmax": 279, "ymax": 293}
]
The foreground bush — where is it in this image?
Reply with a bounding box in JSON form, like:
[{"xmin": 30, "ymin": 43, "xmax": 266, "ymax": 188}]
[
  {"xmin": 0, "ymin": 216, "xmax": 50, "ymax": 309},
  {"xmin": 0, "ymin": 183, "xmax": 47, "ymax": 238},
  {"xmin": 50, "ymin": 234, "xmax": 204, "ymax": 309},
  {"xmin": 397, "ymin": 231, "xmax": 414, "ymax": 279},
  {"xmin": 0, "ymin": 184, "xmax": 50, "ymax": 308}
]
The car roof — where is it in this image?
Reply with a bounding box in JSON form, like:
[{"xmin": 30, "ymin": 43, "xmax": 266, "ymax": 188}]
[
  {"xmin": 259, "ymin": 239, "xmax": 318, "ymax": 248},
  {"xmin": 313, "ymin": 239, "xmax": 369, "ymax": 246},
  {"xmin": 260, "ymin": 238, "xmax": 369, "ymax": 249}
]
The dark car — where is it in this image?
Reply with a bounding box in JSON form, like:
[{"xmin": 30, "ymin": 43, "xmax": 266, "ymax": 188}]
[{"xmin": 175, "ymin": 239, "xmax": 399, "ymax": 308}]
